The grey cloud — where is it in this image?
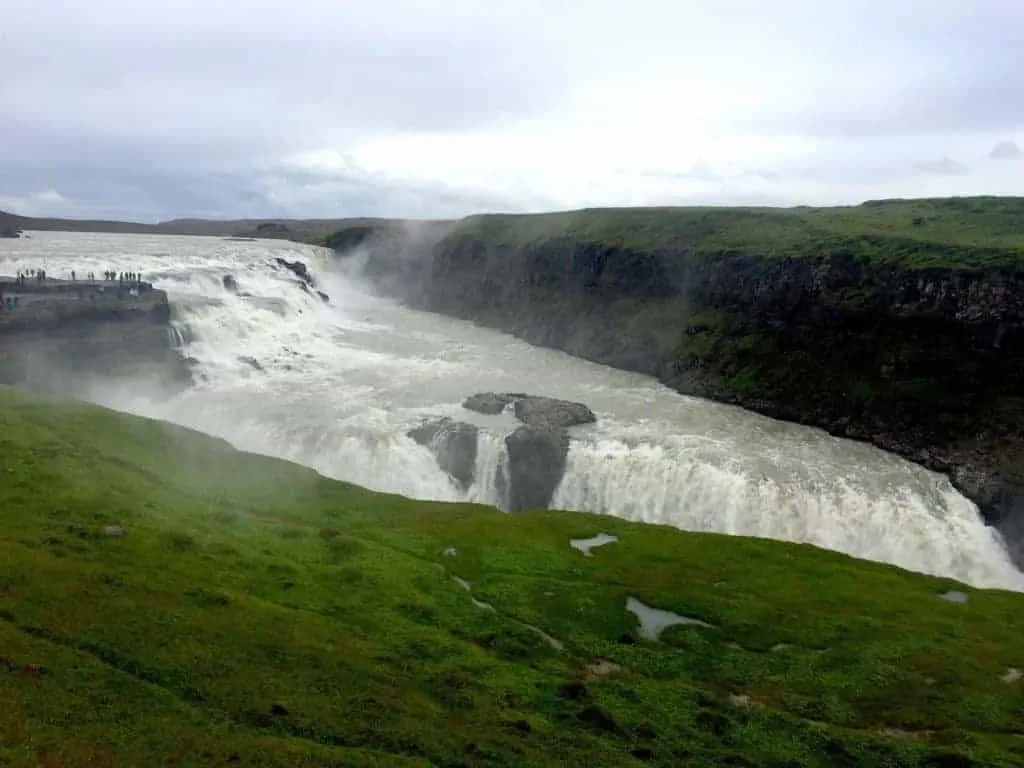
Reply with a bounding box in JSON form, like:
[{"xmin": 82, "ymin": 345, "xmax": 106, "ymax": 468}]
[
  {"xmin": 746, "ymin": 72, "xmax": 1024, "ymax": 140},
  {"xmin": 732, "ymin": 4, "xmax": 1024, "ymax": 140},
  {"xmin": 0, "ymin": 141, "xmax": 543, "ymax": 223},
  {"xmin": 742, "ymin": 169, "xmax": 782, "ymax": 181},
  {"xmin": 4, "ymin": 3, "xmax": 571, "ymax": 146},
  {"xmin": 990, "ymin": 141, "xmax": 1022, "ymax": 160},
  {"xmin": 3, "ymin": 0, "xmax": 1024, "ymax": 220},
  {"xmin": 913, "ymin": 157, "xmax": 970, "ymax": 177},
  {"xmin": 635, "ymin": 163, "xmax": 721, "ymax": 182}
]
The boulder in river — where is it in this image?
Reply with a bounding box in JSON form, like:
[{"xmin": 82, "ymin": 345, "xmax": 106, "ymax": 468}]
[
  {"xmin": 222, "ymin": 274, "xmax": 239, "ymax": 293},
  {"xmin": 408, "ymin": 417, "xmax": 479, "ymax": 491},
  {"xmin": 462, "ymin": 392, "xmax": 525, "ymax": 415},
  {"xmin": 513, "ymin": 396, "xmax": 596, "ymax": 430},
  {"xmin": 503, "ymin": 426, "xmax": 571, "ymax": 512},
  {"xmin": 463, "ymin": 392, "xmax": 596, "ymax": 429}
]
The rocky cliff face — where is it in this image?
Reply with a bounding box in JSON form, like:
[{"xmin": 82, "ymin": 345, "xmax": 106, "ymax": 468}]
[
  {"xmin": 0, "ymin": 281, "xmax": 192, "ymax": 399},
  {"xmin": 335, "ymin": 220, "xmax": 1024, "ymax": 567}
]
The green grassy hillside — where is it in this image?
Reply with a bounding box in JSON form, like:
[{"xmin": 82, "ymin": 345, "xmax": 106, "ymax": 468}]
[
  {"xmin": 448, "ymin": 197, "xmax": 1024, "ymax": 270},
  {"xmin": 1, "ymin": 386, "xmax": 1023, "ymax": 766}
]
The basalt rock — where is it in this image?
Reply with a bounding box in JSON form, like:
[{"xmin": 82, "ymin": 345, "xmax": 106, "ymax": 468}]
[
  {"xmin": 408, "ymin": 417, "xmax": 479, "ymax": 491},
  {"xmin": 0, "ymin": 279, "xmax": 192, "ymax": 399},
  {"xmin": 503, "ymin": 426, "xmax": 571, "ymax": 512},
  {"xmin": 463, "ymin": 392, "xmax": 596, "ymax": 429},
  {"xmin": 274, "ymin": 258, "xmax": 314, "ymax": 286},
  {"xmin": 463, "ymin": 392, "xmax": 524, "ymax": 415},
  {"xmin": 513, "ymin": 396, "xmax": 596, "ymax": 430}
]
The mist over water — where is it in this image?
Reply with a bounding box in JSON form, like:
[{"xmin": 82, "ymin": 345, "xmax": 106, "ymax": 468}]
[{"xmin": 4, "ymin": 231, "xmax": 1023, "ymax": 591}]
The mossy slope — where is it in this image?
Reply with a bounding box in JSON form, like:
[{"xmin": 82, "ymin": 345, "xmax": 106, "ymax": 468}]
[{"xmin": 2, "ymin": 386, "xmax": 1023, "ymax": 767}]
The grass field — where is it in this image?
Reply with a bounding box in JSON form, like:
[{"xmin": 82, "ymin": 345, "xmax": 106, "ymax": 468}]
[
  {"xmin": 2, "ymin": 385, "xmax": 1023, "ymax": 766},
  {"xmin": 446, "ymin": 197, "xmax": 1024, "ymax": 270}
]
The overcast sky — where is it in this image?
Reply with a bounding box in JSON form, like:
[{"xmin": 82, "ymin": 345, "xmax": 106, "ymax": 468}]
[{"xmin": 2, "ymin": 0, "xmax": 1022, "ymax": 221}]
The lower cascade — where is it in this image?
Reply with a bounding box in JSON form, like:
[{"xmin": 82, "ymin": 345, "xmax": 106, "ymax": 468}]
[
  {"xmin": 551, "ymin": 438, "xmax": 1023, "ymax": 590},
  {"xmin": 10, "ymin": 231, "xmax": 1023, "ymax": 593}
]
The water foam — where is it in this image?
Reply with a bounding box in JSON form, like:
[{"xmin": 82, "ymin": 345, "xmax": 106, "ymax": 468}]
[{"xmin": 553, "ymin": 437, "xmax": 1024, "ymax": 590}]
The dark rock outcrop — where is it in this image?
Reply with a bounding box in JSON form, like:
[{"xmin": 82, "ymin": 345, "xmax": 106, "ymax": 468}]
[
  {"xmin": 463, "ymin": 392, "xmax": 596, "ymax": 429},
  {"xmin": 459, "ymin": 393, "xmax": 594, "ymax": 510},
  {"xmin": 514, "ymin": 396, "xmax": 596, "ymax": 430},
  {"xmin": 274, "ymin": 258, "xmax": 314, "ymax": 286},
  {"xmin": 463, "ymin": 392, "xmax": 521, "ymax": 415},
  {"xmin": 408, "ymin": 417, "xmax": 479, "ymax": 491},
  {"xmin": 272, "ymin": 258, "xmax": 329, "ymax": 302},
  {"xmin": 413, "ymin": 394, "xmax": 595, "ymax": 508},
  {"xmin": 1, "ymin": 227, "xmax": 21, "ymax": 239},
  {"xmin": 222, "ymin": 274, "xmax": 239, "ymax": 293},
  {"xmin": 503, "ymin": 426, "xmax": 571, "ymax": 512},
  {"xmin": 0, "ymin": 279, "xmax": 191, "ymax": 399}
]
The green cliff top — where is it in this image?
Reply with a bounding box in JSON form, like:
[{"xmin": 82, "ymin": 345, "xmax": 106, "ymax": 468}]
[
  {"xmin": 448, "ymin": 196, "xmax": 1024, "ymax": 270},
  {"xmin": 2, "ymin": 386, "xmax": 1023, "ymax": 766}
]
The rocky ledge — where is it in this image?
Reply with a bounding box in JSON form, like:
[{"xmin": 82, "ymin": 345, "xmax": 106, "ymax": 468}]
[
  {"xmin": 409, "ymin": 393, "xmax": 596, "ymax": 511},
  {"xmin": 0, "ymin": 278, "xmax": 192, "ymax": 399},
  {"xmin": 271, "ymin": 257, "xmax": 331, "ymax": 304}
]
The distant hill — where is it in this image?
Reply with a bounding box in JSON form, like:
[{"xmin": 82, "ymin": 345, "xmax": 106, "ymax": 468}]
[
  {"xmin": 0, "ymin": 209, "xmax": 159, "ymax": 236},
  {"xmin": 0, "ymin": 209, "xmax": 446, "ymax": 245}
]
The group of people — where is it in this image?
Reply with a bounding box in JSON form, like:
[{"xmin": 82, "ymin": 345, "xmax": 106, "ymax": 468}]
[
  {"xmin": 2, "ymin": 265, "xmax": 154, "ymax": 312},
  {"xmin": 103, "ymin": 270, "xmax": 144, "ymax": 283},
  {"xmin": 13, "ymin": 269, "xmax": 47, "ymax": 284},
  {"xmin": 9, "ymin": 268, "xmax": 145, "ymax": 284}
]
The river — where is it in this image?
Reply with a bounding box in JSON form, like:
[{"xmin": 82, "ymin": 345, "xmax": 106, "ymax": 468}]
[{"xmin": 4, "ymin": 230, "xmax": 1022, "ymax": 591}]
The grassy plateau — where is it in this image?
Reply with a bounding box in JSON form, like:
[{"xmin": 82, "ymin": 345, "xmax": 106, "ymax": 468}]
[
  {"xmin": 449, "ymin": 196, "xmax": 1024, "ymax": 270},
  {"xmin": 1, "ymin": 385, "xmax": 1023, "ymax": 766}
]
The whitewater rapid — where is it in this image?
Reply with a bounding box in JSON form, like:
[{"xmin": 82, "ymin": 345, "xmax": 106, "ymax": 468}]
[{"xmin": 4, "ymin": 230, "xmax": 1023, "ymax": 591}]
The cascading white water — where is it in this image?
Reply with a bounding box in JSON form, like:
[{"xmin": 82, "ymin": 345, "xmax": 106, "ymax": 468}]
[
  {"xmin": 468, "ymin": 431, "xmax": 510, "ymax": 508},
  {"xmin": 552, "ymin": 437, "xmax": 1017, "ymax": 588},
  {"xmin": 3, "ymin": 230, "xmax": 1022, "ymax": 592}
]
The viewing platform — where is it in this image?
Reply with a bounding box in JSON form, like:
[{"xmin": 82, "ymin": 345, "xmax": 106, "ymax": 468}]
[{"xmin": 0, "ymin": 276, "xmax": 169, "ymax": 330}]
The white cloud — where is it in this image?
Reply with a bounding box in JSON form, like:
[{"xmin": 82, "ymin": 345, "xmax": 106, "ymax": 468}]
[{"xmin": 0, "ymin": 190, "xmax": 69, "ymax": 217}]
